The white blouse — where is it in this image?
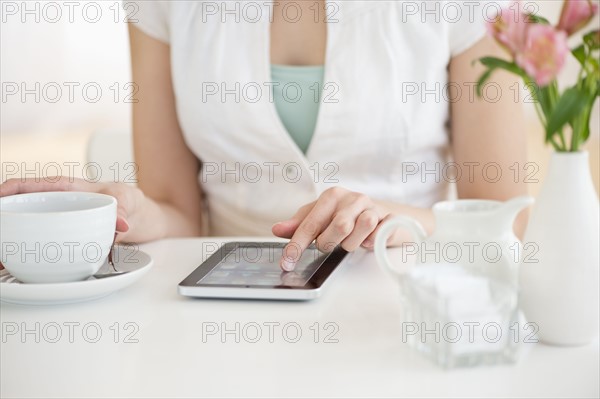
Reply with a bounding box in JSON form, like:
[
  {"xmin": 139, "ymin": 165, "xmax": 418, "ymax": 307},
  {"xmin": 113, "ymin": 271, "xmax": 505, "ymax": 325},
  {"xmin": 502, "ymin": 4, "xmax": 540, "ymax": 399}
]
[{"xmin": 127, "ymin": 0, "xmax": 499, "ymax": 236}]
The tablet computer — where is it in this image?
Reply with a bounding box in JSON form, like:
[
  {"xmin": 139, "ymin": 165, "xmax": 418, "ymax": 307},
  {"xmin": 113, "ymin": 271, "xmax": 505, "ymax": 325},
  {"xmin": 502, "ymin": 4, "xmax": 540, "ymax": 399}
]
[{"xmin": 178, "ymin": 242, "xmax": 348, "ymax": 301}]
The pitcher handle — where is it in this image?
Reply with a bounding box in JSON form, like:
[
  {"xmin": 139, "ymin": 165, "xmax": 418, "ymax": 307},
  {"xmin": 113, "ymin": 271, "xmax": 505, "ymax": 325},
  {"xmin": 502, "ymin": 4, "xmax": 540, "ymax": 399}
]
[{"xmin": 375, "ymin": 216, "xmax": 427, "ymax": 278}]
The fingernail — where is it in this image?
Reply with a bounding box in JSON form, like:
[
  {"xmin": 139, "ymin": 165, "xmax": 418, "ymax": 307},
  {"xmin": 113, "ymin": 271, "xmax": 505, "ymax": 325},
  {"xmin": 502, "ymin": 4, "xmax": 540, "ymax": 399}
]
[
  {"xmin": 362, "ymin": 239, "xmax": 374, "ymax": 248},
  {"xmin": 272, "ymin": 222, "xmax": 282, "ymax": 229},
  {"xmin": 281, "ymin": 259, "xmax": 295, "ymax": 272},
  {"xmin": 273, "ymin": 220, "xmax": 293, "ymax": 227},
  {"xmin": 116, "ymin": 217, "xmax": 130, "ymax": 233}
]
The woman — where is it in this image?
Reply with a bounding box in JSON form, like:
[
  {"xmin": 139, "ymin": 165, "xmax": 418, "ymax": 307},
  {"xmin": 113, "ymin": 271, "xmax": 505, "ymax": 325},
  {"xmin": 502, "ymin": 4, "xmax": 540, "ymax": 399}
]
[{"xmin": 0, "ymin": 1, "xmax": 528, "ymax": 271}]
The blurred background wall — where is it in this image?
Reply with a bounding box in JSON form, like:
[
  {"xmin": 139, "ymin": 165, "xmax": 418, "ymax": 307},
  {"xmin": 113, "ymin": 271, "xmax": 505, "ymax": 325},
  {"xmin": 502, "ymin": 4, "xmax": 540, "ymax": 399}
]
[
  {"xmin": 1, "ymin": 1, "xmax": 598, "ymax": 193},
  {"xmin": 1, "ymin": 0, "xmax": 133, "ymax": 179}
]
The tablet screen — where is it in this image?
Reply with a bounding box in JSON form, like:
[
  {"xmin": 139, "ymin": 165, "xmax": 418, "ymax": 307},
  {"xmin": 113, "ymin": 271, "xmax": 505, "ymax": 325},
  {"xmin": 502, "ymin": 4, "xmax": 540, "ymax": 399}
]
[{"xmin": 198, "ymin": 245, "xmax": 328, "ymax": 287}]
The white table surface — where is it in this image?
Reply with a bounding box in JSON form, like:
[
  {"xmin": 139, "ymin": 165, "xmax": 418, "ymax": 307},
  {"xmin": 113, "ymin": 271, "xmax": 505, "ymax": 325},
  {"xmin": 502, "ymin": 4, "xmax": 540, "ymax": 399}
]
[{"xmin": 1, "ymin": 237, "xmax": 598, "ymax": 398}]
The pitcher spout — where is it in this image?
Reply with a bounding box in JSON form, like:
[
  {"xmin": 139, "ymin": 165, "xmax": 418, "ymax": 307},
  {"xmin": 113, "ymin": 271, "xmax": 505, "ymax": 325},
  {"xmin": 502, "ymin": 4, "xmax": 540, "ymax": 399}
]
[{"xmin": 496, "ymin": 195, "xmax": 535, "ymax": 227}]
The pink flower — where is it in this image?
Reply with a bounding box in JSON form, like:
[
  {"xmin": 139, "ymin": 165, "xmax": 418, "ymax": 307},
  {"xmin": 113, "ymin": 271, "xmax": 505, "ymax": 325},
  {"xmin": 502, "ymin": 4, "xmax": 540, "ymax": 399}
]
[
  {"xmin": 486, "ymin": 1, "xmax": 531, "ymax": 55},
  {"xmin": 516, "ymin": 25, "xmax": 569, "ymax": 86},
  {"xmin": 558, "ymin": 0, "xmax": 599, "ymax": 36}
]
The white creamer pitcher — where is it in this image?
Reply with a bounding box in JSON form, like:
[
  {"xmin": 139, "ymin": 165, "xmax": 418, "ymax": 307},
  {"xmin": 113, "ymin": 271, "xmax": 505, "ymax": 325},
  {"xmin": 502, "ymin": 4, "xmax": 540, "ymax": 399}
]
[
  {"xmin": 374, "ymin": 196, "xmax": 534, "ymax": 368},
  {"xmin": 375, "ymin": 196, "xmax": 534, "ymax": 286}
]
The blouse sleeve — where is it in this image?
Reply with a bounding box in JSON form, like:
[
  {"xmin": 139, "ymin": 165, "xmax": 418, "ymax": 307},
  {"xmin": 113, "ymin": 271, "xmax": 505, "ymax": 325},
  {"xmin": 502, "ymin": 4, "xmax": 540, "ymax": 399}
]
[
  {"xmin": 447, "ymin": 0, "xmax": 509, "ymax": 57},
  {"xmin": 123, "ymin": 1, "xmax": 171, "ymax": 43}
]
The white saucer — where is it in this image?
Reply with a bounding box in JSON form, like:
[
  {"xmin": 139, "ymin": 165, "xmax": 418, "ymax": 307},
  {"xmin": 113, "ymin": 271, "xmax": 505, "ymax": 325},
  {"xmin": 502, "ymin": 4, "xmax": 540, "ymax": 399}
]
[{"xmin": 0, "ymin": 246, "xmax": 153, "ymax": 305}]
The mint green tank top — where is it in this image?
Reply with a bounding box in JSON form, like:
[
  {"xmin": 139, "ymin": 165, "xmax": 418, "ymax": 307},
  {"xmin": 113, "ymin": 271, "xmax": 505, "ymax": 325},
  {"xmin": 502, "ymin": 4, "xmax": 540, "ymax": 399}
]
[{"xmin": 271, "ymin": 64, "xmax": 325, "ymax": 154}]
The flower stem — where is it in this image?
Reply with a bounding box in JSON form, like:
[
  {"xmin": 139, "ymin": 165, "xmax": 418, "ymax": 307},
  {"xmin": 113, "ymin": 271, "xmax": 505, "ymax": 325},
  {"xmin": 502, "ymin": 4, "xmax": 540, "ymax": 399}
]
[
  {"xmin": 571, "ymin": 115, "xmax": 581, "ymax": 152},
  {"xmin": 558, "ymin": 128, "xmax": 567, "ymax": 150}
]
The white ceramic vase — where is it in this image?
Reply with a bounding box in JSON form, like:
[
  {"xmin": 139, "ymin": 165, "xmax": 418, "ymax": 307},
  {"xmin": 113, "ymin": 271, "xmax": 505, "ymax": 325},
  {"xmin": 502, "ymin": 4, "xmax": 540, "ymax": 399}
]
[{"xmin": 520, "ymin": 151, "xmax": 600, "ymax": 345}]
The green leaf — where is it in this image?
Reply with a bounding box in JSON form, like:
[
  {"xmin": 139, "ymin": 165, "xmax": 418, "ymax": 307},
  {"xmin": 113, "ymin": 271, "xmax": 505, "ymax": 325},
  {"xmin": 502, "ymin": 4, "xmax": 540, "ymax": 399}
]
[
  {"xmin": 527, "ymin": 14, "xmax": 550, "ymax": 25},
  {"xmin": 476, "ymin": 68, "xmax": 494, "ymax": 97},
  {"xmin": 539, "ymin": 84, "xmax": 553, "ymax": 114},
  {"xmin": 589, "ymin": 57, "xmax": 600, "ymax": 73},
  {"xmin": 581, "ymin": 119, "xmax": 591, "ymax": 143},
  {"xmin": 476, "ymin": 57, "xmax": 528, "ymax": 98},
  {"xmin": 584, "ymin": 30, "xmax": 600, "ymax": 50},
  {"xmin": 581, "ymin": 81, "xmax": 599, "ymax": 143},
  {"xmin": 545, "ymin": 87, "xmax": 590, "ymax": 142},
  {"xmin": 572, "ymin": 45, "xmax": 586, "ymax": 67},
  {"xmin": 479, "ymin": 57, "xmax": 527, "ymax": 77}
]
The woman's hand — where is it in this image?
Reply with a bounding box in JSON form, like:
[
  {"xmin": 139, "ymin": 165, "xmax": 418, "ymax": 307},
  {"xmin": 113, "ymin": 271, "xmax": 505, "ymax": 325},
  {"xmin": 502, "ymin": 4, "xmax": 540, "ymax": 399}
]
[
  {"xmin": 0, "ymin": 177, "xmax": 142, "ymax": 238},
  {"xmin": 272, "ymin": 187, "xmax": 396, "ymax": 271}
]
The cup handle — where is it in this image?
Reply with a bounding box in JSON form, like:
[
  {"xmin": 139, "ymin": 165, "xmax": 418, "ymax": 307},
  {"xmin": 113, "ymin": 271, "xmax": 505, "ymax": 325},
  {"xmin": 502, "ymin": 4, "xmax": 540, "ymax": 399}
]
[{"xmin": 375, "ymin": 216, "xmax": 427, "ymax": 278}]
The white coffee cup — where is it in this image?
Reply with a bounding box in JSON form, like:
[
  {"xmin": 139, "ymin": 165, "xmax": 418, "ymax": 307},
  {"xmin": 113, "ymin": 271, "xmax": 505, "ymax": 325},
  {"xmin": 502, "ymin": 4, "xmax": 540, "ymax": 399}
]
[{"xmin": 0, "ymin": 192, "xmax": 117, "ymax": 283}]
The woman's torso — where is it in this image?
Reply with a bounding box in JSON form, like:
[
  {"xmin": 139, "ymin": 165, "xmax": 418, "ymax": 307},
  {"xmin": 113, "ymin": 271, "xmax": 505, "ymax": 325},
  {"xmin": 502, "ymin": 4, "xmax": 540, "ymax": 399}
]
[{"xmin": 133, "ymin": 1, "xmax": 488, "ymax": 235}]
